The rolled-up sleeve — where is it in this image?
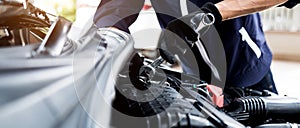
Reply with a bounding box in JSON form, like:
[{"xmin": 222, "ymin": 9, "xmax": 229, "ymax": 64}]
[{"xmin": 93, "ymin": 0, "xmax": 145, "ymax": 32}]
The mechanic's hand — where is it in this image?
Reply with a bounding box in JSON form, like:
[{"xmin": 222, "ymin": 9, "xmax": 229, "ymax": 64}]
[
  {"xmin": 157, "ymin": 3, "xmax": 223, "ymax": 81},
  {"xmin": 158, "ymin": 2, "xmax": 222, "ymax": 59},
  {"xmin": 158, "ymin": 11, "xmax": 216, "ymax": 64},
  {"xmin": 166, "ymin": 11, "xmax": 215, "ymax": 42}
]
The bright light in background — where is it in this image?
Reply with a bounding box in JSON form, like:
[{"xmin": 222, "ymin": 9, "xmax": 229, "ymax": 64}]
[{"xmin": 33, "ymin": 0, "xmax": 76, "ymax": 21}]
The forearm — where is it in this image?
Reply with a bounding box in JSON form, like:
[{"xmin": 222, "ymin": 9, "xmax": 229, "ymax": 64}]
[{"xmin": 215, "ymin": 0, "xmax": 288, "ymax": 21}]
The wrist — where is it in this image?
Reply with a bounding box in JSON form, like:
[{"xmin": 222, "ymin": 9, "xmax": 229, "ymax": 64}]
[{"xmin": 201, "ymin": 2, "xmax": 223, "ymax": 24}]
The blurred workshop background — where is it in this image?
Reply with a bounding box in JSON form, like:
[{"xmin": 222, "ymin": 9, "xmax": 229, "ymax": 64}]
[{"xmin": 32, "ymin": 0, "xmax": 300, "ymax": 98}]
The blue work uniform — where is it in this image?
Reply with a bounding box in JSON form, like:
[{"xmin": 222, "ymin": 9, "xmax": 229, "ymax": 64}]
[{"xmin": 94, "ymin": 0, "xmax": 276, "ymax": 92}]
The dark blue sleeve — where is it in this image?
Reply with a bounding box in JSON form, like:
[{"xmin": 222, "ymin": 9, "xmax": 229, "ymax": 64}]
[{"xmin": 93, "ymin": 0, "xmax": 145, "ymax": 33}]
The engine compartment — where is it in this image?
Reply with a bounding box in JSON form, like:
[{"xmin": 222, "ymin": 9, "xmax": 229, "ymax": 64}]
[{"xmin": 112, "ymin": 52, "xmax": 300, "ymax": 128}]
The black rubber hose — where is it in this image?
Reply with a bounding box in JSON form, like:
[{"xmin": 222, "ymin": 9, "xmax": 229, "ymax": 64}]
[{"xmin": 231, "ymin": 96, "xmax": 300, "ymax": 123}]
